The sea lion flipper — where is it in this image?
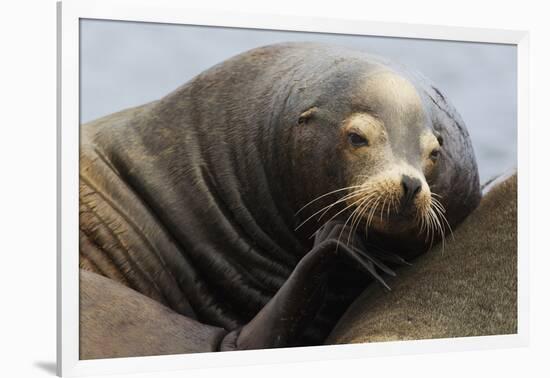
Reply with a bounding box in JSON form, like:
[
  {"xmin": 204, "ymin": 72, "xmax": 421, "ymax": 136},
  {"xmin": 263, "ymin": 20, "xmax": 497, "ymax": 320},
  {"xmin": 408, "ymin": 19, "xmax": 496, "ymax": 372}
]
[
  {"xmin": 220, "ymin": 221, "xmax": 398, "ymax": 351},
  {"xmin": 220, "ymin": 236, "xmax": 371, "ymax": 351}
]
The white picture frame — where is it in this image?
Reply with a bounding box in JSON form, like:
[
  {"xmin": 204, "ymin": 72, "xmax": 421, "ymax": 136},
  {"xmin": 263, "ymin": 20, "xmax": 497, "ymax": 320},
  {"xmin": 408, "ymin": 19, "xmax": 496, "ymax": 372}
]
[{"xmin": 57, "ymin": 0, "xmax": 530, "ymax": 376}]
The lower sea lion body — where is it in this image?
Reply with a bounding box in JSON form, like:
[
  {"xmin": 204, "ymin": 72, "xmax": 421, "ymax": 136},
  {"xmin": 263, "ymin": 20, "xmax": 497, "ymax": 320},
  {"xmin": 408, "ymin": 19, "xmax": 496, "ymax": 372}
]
[{"xmin": 79, "ymin": 42, "xmax": 481, "ymax": 354}]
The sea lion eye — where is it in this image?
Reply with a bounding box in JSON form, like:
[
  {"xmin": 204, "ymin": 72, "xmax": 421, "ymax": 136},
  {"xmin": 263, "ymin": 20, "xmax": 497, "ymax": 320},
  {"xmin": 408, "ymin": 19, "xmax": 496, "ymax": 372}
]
[
  {"xmin": 430, "ymin": 149, "xmax": 440, "ymax": 161},
  {"xmin": 348, "ymin": 132, "xmax": 369, "ymax": 147}
]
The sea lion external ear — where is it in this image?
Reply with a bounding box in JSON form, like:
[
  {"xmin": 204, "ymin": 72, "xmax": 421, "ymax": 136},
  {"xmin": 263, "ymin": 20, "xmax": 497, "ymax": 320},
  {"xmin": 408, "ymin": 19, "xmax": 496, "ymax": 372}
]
[
  {"xmin": 433, "ymin": 130, "xmax": 444, "ymax": 146},
  {"xmin": 297, "ymin": 107, "xmax": 318, "ymax": 126}
]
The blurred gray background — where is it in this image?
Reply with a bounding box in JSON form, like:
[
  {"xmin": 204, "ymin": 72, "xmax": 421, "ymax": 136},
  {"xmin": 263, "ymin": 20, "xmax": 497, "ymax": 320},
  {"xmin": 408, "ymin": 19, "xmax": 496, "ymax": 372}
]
[{"xmin": 80, "ymin": 19, "xmax": 517, "ymax": 182}]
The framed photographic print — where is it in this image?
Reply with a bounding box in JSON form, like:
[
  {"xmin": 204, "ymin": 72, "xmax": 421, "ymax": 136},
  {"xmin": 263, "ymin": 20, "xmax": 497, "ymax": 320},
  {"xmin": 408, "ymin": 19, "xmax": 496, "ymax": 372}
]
[{"xmin": 57, "ymin": 0, "xmax": 529, "ymax": 376}]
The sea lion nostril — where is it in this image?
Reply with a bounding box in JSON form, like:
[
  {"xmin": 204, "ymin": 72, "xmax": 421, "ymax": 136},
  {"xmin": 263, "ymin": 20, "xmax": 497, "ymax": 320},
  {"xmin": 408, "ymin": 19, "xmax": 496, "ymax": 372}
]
[{"xmin": 401, "ymin": 175, "xmax": 422, "ymax": 207}]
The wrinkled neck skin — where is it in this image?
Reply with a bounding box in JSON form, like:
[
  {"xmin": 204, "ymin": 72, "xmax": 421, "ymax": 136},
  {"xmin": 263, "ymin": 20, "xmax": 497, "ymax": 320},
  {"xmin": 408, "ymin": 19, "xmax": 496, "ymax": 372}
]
[{"xmin": 86, "ymin": 46, "xmax": 327, "ymax": 329}]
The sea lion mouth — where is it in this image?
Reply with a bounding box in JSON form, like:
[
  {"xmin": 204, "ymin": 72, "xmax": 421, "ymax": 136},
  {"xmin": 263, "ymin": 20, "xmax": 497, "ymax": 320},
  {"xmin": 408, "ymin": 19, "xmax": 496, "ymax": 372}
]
[
  {"xmin": 352, "ymin": 202, "xmax": 415, "ymax": 231},
  {"xmin": 345, "ymin": 186, "xmax": 452, "ymax": 247},
  {"xmin": 353, "ymin": 190, "xmax": 451, "ymax": 239}
]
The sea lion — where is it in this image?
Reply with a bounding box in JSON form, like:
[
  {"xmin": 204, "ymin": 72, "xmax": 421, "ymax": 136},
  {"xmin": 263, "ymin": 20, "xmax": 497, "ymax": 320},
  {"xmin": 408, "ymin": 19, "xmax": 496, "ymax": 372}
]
[
  {"xmin": 79, "ymin": 42, "xmax": 481, "ymax": 355},
  {"xmin": 79, "ymin": 269, "xmax": 227, "ymax": 359}
]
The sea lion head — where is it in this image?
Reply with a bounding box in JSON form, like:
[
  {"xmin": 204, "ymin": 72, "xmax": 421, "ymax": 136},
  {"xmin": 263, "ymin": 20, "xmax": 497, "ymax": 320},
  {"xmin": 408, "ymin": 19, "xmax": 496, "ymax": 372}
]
[
  {"xmin": 340, "ymin": 71, "xmax": 444, "ymax": 236},
  {"xmin": 291, "ymin": 64, "xmax": 478, "ymax": 244}
]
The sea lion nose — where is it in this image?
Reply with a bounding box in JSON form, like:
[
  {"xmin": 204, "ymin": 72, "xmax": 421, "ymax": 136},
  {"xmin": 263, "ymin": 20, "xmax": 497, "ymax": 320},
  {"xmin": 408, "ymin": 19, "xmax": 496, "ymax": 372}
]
[{"xmin": 401, "ymin": 175, "xmax": 422, "ymax": 208}]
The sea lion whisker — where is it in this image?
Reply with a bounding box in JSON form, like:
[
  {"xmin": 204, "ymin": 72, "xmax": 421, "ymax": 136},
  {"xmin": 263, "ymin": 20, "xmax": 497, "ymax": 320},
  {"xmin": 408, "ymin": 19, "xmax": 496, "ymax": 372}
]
[
  {"xmin": 369, "ymin": 197, "xmax": 382, "ymax": 228},
  {"xmin": 432, "ymin": 202, "xmax": 454, "ymax": 242},
  {"xmin": 387, "ymin": 194, "xmax": 394, "ymax": 221},
  {"xmin": 428, "ymin": 208, "xmax": 440, "ymax": 249},
  {"xmin": 389, "ymin": 192, "xmax": 397, "ymax": 218},
  {"xmin": 429, "ymin": 207, "xmax": 445, "ymax": 252},
  {"xmin": 295, "ymin": 185, "xmax": 366, "ymax": 215},
  {"xmin": 349, "ymin": 254, "xmax": 391, "ymax": 290},
  {"xmin": 380, "ymin": 196, "xmax": 388, "ymax": 224},
  {"xmin": 366, "ymin": 195, "xmax": 383, "ymax": 233},
  {"xmin": 347, "ymin": 247, "xmax": 395, "ymax": 289},
  {"xmin": 431, "ymin": 197, "xmax": 446, "ymax": 214},
  {"xmin": 422, "ymin": 208, "xmax": 433, "ymax": 244},
  {"xmin": 345, "ymin": 203, "xmax": 364, "ymax": 247},
  {"xmin": 295, "ymin": 190, "xmax": 367, "ymax": 231},
  {"xmin": 336, "ymin": 198, "xmax": 368, "ymax": 250},
  {"xmin": 363, "ymin": 194, "xmax": 380, "ymax": 215},
  {"xmin": 320, "ymin": 190, "xmax": 375, "ymax": 222},
  {"xmin": 360, "ymin": 194, "xmax": 380, "ymax": 230},
  {"xmin": 365, "ymin": 196, "xmax": 383, "ymax": 239},
  {"xmin": 432, "ymin": 203, "xmax": 446, "ymax": 217},
  {"xmin": 352, "ymin": 195, "xmax": 378, "ymax": 240},
  {"xmin": 348, "ymin": 192, "xmax": 379, "ymax": 246},
  {"xmin": 350, "ymin": 245, "xmax": 396, "ymax": 276},
  {"xmin": 419, "ymin": 195, "xmax": 440, "ymax": 243},
  {"xmin": 429, "ymin": 194, "xmax": 453, "ymax": 240},
  {"xmin": 415, "ymin": 210, "xmax": 424, "ymax": 236},
  {"xmin": 423, "ymin": 211, "xmax": 431, "ymax": 244},
  {"xmin": 432, "ymin": 206, "xmax": 453, "ymax": 243},
  {"xmin": 382, "ymin": 193, "xmax": 393, "ymax": 222},
  {"xmin": 422, "ymin": 212, "xmax": 430, "ymax": 243},
  {"xmin": 308, "ymin": 192, "xmax": 373, "ymax": 242},
  {"xmin": 315, "ymin": 189, "xmax": 373, "ymax": 222},
  {"xmin": 347, "ymin": 197, "xmax": 369, "ymax": 246},
  {"xmin": 309, "ymin": 194, "xmax": 371, "ymax": 240},
  {"xmin": 393, "ymin": 192, "xmax": 399, "ymax": 214},
  {"xmin": 414, "ymin": 201, "xmax": 427, "ymax": 236},
  {"xmin": 435, "ymin": 208, "xmax": 447, "ymax": 251},
  {"xmin": 429, "ymin": 210, "xmax": 438, "ymax": 246}
]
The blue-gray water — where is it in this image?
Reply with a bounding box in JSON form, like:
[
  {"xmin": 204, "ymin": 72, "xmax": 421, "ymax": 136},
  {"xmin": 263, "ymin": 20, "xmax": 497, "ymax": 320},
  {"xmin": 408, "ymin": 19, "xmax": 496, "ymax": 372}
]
[{"xmin": 80, "ymin": 19, "xmax": 517, "ymax": 183}]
